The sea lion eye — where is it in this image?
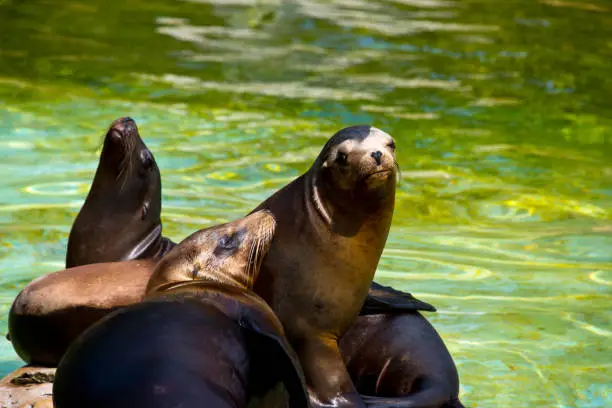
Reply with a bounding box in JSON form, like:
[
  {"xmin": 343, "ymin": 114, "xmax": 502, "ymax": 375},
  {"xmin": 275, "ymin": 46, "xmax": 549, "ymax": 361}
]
[
  {"xmin": 140, "ymin": 150, "xmax": 154, "ymax": 170},
  {"xmin": 215, "ymin": 227, "xmax": 247, "ymax": 255},
  {"xmin": 141, "ymin": 202, "xmax": 150, "ymax": 220},
  {"xmin": 335, "ymin": 151, "xmax": 348, "ymax": 165},
  {"xmin": 387, "ymin": 141, "xmax": 396, "ymax": 151},
  {"xmin": 217, "ymin": 234, "xmax": 240, "ymax": 251}
]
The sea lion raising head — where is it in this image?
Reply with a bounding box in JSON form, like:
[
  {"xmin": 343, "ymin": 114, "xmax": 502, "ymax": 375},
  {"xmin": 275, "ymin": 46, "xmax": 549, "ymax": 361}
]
[{"xmin": 65, "ymin": 117, "xmax": 172, "ymax": 268}]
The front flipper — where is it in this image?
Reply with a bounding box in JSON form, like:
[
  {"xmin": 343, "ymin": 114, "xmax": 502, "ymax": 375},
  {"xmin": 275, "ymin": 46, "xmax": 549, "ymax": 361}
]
[
  {"xmin": 240, "ymin": 314, "xmax": 310, "ymax": 408},
  {"xmin": 360, "ymin": 282, "xmax": 436, "ymax": 315}
]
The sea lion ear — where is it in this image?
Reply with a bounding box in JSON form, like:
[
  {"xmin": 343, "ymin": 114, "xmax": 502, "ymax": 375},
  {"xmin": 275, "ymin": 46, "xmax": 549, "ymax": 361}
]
[{"xmin": 239, "ymin": 316, "xmax": 309, "ymax": 408}]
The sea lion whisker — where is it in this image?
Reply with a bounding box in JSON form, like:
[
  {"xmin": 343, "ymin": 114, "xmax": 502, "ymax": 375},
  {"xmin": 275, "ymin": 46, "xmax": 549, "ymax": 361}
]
[
  {"xmin": 394, "ymin": 160, "xmax": 402, "ymax": 184},
  {"xmin": 246, "ymin": 238, "xmax": 257, "ymax": 287}
]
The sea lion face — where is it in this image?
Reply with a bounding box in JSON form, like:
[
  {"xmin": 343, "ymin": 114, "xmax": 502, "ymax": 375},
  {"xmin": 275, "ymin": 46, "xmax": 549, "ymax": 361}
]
[
  {"xmin": 99, "ymin": 117, "xmax": 160, "ymax": 222},
  {"xmin": 318, "ymin": 126, "xmax": 397, "ymax": 198},
  {"xmin": 146, "ymin": 210, "xmax": 277, "ymax": 293}
]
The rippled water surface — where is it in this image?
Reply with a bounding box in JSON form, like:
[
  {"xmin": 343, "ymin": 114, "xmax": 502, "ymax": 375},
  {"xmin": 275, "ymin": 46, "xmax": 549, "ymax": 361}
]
[{"xmin": 1, "ymin": 0, "xmax": 611, "ymax": 406}]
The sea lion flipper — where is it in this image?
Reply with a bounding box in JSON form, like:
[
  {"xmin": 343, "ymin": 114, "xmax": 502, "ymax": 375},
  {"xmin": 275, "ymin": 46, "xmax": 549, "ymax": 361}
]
[
  {"xmin": 241, "ymin": 320, "xmax": 310, "ymax": 408},
  {"xmin": 360, "ymin": 281, "xmax": 437, "ymax": 315}
]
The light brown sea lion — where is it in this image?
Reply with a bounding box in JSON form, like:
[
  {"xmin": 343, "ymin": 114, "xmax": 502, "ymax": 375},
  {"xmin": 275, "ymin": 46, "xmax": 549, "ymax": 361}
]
[
  {"xmin": 0, "ymin": 366, "xmax": 54, "ymax": 408},
  {"xmin": 8, "ymin": 259, "xmax": 156, "ymax": 366},
  {"xmin": 250, "ymin": 125, "xmax": 399, "ymax": 407},
  {"xmin": 340, "ymin": 313, "xmax": 465, "ymax": 408},
  {"xmin": 65, "ymin": 116, "xmax": 174, "ymax": 268},
  {"xmin": 53, "ymin": 210, "xmax": 309, "ymax": 408}
]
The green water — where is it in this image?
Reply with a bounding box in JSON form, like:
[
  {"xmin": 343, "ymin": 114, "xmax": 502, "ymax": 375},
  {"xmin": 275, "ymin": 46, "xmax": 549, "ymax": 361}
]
[{"xmin": 1, "ymin": 0, "xmax": 611, "ymax": 406}]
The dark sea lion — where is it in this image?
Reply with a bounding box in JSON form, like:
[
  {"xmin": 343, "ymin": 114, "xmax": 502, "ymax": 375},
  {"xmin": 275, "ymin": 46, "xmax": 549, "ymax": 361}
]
[
  {"xmin": 340, "ymin": 313, "xmax": 464, "ymax": 408},
  {"xmin": 8, "ymin": 259, "xmax": 156, "ymax": 366},
  {"xmin": 250, "ymin": 125, "xmax": 401, "ymax": 407},
  {"xmin": 65, "ymin": 116, "xmax": 174, "ymax": 268},
  {"xmin": 0, "ymin": 365, "xmax": 55, "ymax": 408},
  {"xmin": 53, "ymin": 210, "xmax": 309, "ymax": 408}
]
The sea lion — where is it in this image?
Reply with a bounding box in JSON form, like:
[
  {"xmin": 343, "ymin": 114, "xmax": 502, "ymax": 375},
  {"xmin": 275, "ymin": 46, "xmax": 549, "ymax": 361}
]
[
  {"xmin": 250, "ymin": 125, "xmax": 399, "ymax": 407},
  {"xmin": 65, "ymin": 116, "xmax": 174, "ymax": 268},
  {"xmin": 340, "ymin": 313, "xmax": 464, "ymax": 408},
  {"xmin": 0, "ymin": 366, "xmax": 54, "ymax": 408},
  {"xmin": 8, "ymin": 259, "xmax": 157, "ymax": 366},
  {"xmin": 53, "ymin": 210, "xmax": 309, "ymax": 408}
]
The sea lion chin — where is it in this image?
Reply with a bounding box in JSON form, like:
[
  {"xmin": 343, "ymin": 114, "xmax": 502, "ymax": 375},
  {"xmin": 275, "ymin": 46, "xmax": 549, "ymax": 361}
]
[
  {"xmin": 65, "ymin": 117, "xmax": 173, "ymax": 269},
  {"xmin": 250, "ymin": 125, "xmax": 399, "ymax": 407},
  {"xmin": 53, "ymin": 210, "xmax": 309, "ymax": 408}
]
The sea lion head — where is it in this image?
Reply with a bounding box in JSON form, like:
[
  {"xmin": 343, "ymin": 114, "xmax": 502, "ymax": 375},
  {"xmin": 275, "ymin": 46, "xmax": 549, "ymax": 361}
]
[
  {"xmin": 146, "ymin": 210, "xmax": 277, "ymax": 294},
  {"xmin": 97, "ymin": 116, "xmax": 161, "ymax": 222},
  {"xmin": 66, "ymin": 117, "xmax": 163, "ymax": 267},
  {"xmin": 314, "ymin": 125, "xmax": 397, "ymax": 206}
]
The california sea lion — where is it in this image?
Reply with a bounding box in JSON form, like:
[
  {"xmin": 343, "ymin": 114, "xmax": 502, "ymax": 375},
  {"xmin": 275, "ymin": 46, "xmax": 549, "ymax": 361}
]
[
  {"xmin": 53, "ymin": 210, "xmax": 309, "ymax": 408},
  {"xmin": 340, "ymin": 313, "xmax": 464, "ymax": 408},
  {"xmin": 65, "ymin": 116, "xmax": 174, "ymax": 268},
  {"xmin": 250, "ymin": 125, "xmax": 399, "ymax": 407}
]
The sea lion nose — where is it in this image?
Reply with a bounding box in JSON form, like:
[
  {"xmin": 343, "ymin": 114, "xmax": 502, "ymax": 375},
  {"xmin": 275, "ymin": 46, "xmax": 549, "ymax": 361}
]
[
  {"xmin": 371, "ymin": 150, "xmax": 382, "ymax": 165},
  {"xmin": 110, "ymin": 117, "xmax": 136, "ymax": 136}
]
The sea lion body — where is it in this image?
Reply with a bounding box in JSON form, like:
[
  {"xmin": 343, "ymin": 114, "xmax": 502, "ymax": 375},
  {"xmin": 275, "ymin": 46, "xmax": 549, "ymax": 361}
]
[
  {"xmin": 8, "ymin": 259, "xmax": 156, "ymax": 366},
  {"xmin": 252, "ymin": 125, "xmax": 398, "ymax": 407},
  {"xmin": 65, "ymin": 116, "xmax": 174, "ymax": 268},
  {"xmin": 53, "ymin": 210, "xmax": 309, "ymax": 408},
  {"xmin": 340, "ymin": 313, "xmax": 464, "ymax": 408}
]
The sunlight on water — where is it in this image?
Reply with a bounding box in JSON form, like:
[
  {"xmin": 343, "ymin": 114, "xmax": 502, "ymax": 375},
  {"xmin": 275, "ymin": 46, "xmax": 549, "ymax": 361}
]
[{"xmin": 0, "ymin": 0, "xmax": 611, "ymax": 406}]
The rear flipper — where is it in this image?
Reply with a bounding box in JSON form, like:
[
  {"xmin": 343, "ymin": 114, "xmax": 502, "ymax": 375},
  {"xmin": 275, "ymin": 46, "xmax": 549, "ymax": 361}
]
[
  {"xmin": 362, "ymin": 392, "xmax": 465, "ymax": 408},
  {"xmin": 361, "ymin": 282, "xmax": 436, "ymax": 315}
]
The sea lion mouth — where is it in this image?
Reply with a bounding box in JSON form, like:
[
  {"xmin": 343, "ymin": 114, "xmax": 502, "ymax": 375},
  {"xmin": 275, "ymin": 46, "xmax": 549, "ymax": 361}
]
[{"xmin": 363, "ymin": 169, "xmax": 393, "ymax": 181}]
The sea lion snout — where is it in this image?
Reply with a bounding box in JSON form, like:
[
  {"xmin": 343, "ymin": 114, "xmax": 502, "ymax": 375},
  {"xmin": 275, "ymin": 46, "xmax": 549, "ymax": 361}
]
[
  {"xmin": 370, "ymin": 150, "xmax": 382, "ymax": 165},
  {"xmin": 108, "ymin": 116, "xmax": 137, "ymax": 138}
]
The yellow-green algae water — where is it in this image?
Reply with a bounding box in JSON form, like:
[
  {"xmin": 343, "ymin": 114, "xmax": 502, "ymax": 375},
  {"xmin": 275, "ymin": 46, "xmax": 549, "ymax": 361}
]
[{"xmin": 0, "ymin": 0, "xmax": 611, "ymax": 406}]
